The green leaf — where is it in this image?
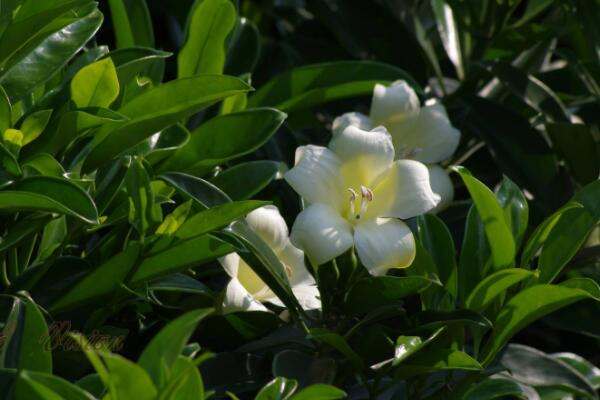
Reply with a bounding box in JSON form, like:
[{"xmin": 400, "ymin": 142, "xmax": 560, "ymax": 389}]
[
  {"xmin": 138, "ymin": 309, "xmax": 212, "ymax": 389},
  {"xmin": 520, "ymin": 201, "xmax": 582, "ymax": 267},
  {"xmin": 107, "ymin": 0, "xmax": 154, "ymax": 48},
  {"xmin": 0, "ymin": 294, "xmax": 52, "ymax": 373},
  {"xmin": 19, "ymin": 370, "xmax": 94, "ymax": 400},
  {"xmin": 416, "ymin": 213, "xmax": 457, "ymax": 300},
  {"xmin": 499, "ymin": 344, "xmax": 596, "ymax": 399},
  {"xmin": 49, "ymin": 244, "xmax": 140, "ymax": 313},
  {"xmin": 496, "ymin": 176, "xmax": 529, "ymax": 247},
  {"xmin": 308, "ymin": 329, "xmax": 363, "ymax": 370},
  {"xmin": 145, "ymin": 123, "xmax": 190, "ymax": 166},
  {"xmin": 464, "ymin": 96, "xmax": 564, "ymax": 212},
  {"xmin": 22, "ymin": 154, "xmax": 64, "ymax": 177},
  {"xmin": 178, "ymin": 0, "xmax": 237, "ymax": 77},
  {"xmin": 481, "ymin": 279, "xmax": 600, "ymax": 365},
  {"xmin": 0, "ymin": 141, "xmax": 21, "ymax": 176},
  {"xmin": 0, "ymin": 86, "xmax": 11, "ymax": 133},
  {"xmin": 158, "ymin": 356, "xmax": 205, "ymax": 400},
  {"xmin": 392, "ymin": 328, "xmax": 445, "ymax": 366},
  {"xmin": 23, "ymin": 107, "xmax": 128, "ymax": 157},
  {"xmin": 465, "ymin": 268, "xmax": 533, "ymax": 312},
  {"xmin": 394, "ymin": 349, "xmax": 481, "ymax": 377},
  {"xmin": 130, "ymin": 235, "xmax": 232, "ymax": 284},
  {"xmin": 411, "ymin": 309, "xmax": 492, "ymax": 331},
  {"xmin": 487, "ymin": 61, "xmax": 570, "ymax": 122},
  {"xmin": 256, "ymin": 377, "xmax": 298, "ymax": 400},
  {"xmin": 553, "ymin": 352, "xmax": 600, "ymax": 390},
  {"xmin": 537, "ymin": 206, "xmax": 597, "ymax": 283},
  {"xmin": 0, "ymin": 215, "xmax": 52, "ymax": 254},
  {"xmin": 289, "ymin": 384, "xmax": 346, "ymax": 400},
  {"xmin": 155, "ymin": 200, "xmax": 192, "ymax": 236},
  {"xmin": 20, "ymin": 109, "xmax": 52, "ymax": 146},
  {"xmin": 161, "ymin": 108, "xmax": 286, "ymax": 174},
  {"xmin": 160, "ymin": 172, "xmax": 231, "ymax": 209},
  {"xmin": 71, "ymin": 57, "xmax": 120, "ymax": 108},
  {"xmin": 452, "ymin": 166, "xmax": 515, "ymax": 269},
  {"xmin": 211, "ymin": 161, "xmax": 285, "ymax": 200},
  {"xmin": 82, "ymin": 75, "xmax": 252, "ymax": 172},
  {"xmin": 464, "ymin": 378, "xmax": 527, "ymax": 400},
  {"xmin": 248, "ymin": 61, "xmax": 421, "ymax": 111},
  {"xmin": 344, "ymin": 276, "xmax": 433, "ymax": 315},
  {"xmin": 547, "ymin": 122, "xmax": 600, "ymax": 184},
  {"xmin": 110, "ymin": 47, "xmax": 170, "ymax": 87},
  {"xmin": 175, "ymin": 200, "xmax": 269, "ymax": 240},
  {"xmin": 0, "ymin": 5, "xmax": 103, "ymax": 102},
  {"xmin": 225, "ymin": 17, "xmax": 260, "ymax": 76},
  {"xmin": 431, "ymin": 0, "xmax": 464, "ymax": 79},
  {"xmin": 125, "ymin": 157, "xmax": 162, "ymax": 238},
  {"xmin": 0, "ymin": 176, "xmax": 99, "ymax": 224},
  {"xmin": 100, "ymin": 352, "xmax": 158, "ymax": 400}
]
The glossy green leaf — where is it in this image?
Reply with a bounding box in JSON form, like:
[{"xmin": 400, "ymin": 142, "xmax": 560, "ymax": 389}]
[
  {"xmin": 416, "ymin": 213, "xmax": 457, "ymax": 299},
  {"xmin": 0, "ymin": 176, "xmax": 98, "ymax": 224},
  {"xmin": 225, "ymin": 17, "xmax": 260, "ymax": 76},
  {"xmin": 394, "ymin": 349, "xmax": 481, "ymax": 377},
  {"xmin": 0, "ymin": 294, "xmax": 52, "ymax": 373},
  {"xmin": 481, "ymin": 279, "xmax": 600, "ymax": 365},
  {"xmin": 107, "ymin": 0, "xmax": 154, "ymax": 48},
  {"xmin": 0, "ymin": 86, "xmax": 11, "ymax": 133},
  {"xmin": 431, "ymin": 0, "xmax": 464, "ymax": 79},
  {"xmin": 19, "ymin": 370, "xmax": 94, "ymax": 400},
  {"xmin": 248, "ymin": 61, "xmax": 420, "ymax": 111},
  {"xmin": 211, "ymin": 161, "xmax": 285, "ymax": 200},
  {"xmin": 138, "ymin": 309, "xmax": 212, "ymax": 389},
  {"xmin": 463, "ymin": 378, "xmax": 527, "ymax": 400},
  {"xmin": 101, "ymin": 352, "xmax": 158, "ymax": 400},
  {"xmin": 175, "ymin": 200, "xmax": 268, "ymax": 240},
  {"xmin": 23, "ymin": 107, "xmax": 128, "ymax": 157},
  {"xmin": 466, "ymin": 268, "xmax": 533, "ymax": 311},
  {"xmin": 160, "ymin": 172, "xmax": 231, "ymax": 209},
  {"xmin": 71, "ymin": 57, "xmax": 120, "ymax": 108},
  {"xmin": 392, "ymin": 328, "xmax": 444, "ymax": 366},
  {"xmin": 130, "ymin": 235, "xmax": 232, "ymax": 284},
  {"xmin": 145, "ymin": 123, "xmax": 190, "ymax": 166},
  {"xmin": 411, "ymin": 309, "xmax": 492, "ymax": 331},
  {"xmin": 496, "ymin": 176, "xmax": 529, "ymax": 247},
  {"xmin": 554, "ymin": 352, "xmax": 600, "ymax": 390},
  {"xmin": 0, "ymin": 5, "xmax": 103, "ymax": 102},
  {"xmin": 110, "ymin": 47, "xmax": 170, "ymax": 87},
  {"xmin": 537, "ymin": 206, "xmax": 596, "ymax": 283},
  {"xmin": 159, "ymin": 356, "xmax": 205, "ymax": 400},
  {"xmin": 308, "ymin": 328, "xmax": 363, "ymax": 370},
  {"xmin": 83, "ymin": 75, "xmax": 251, "ymax": 172},
  {"xmin": 345, "ymin": 276, "xmax": 433, "ymax": 315},
  {"xmin": 161, "ymin": 108, "xmax": 286, "ymax": 174},
  {"xmin": 465, "ymin": 96, "xmax": 564, "ymax": 212},
  {"xmin": 125, "ymin": 157, "xmax": 162, "ymax": 238},
  {"xmin": 49, "ymin": 244, "xmax": 140, "ymax": 313},
  {"xmin": 20, "ymin": 109, "xmax": 52, "ymax": 146},
  {"xmin": 155, "ymin": 200, "xmax": 192, "ymax": 236},
  {"xmin": 547, "ymin": 122, "xmax": 600, "ymax": 184},
  {"xmin": 453, "ymin": 166, "xmax": 515, "ymax": 269},
  {"xmin": 22, "ymin": 153, "xmax": 65, "ymax": 177},
  {"xmin": 499, "ymin": 344, "xmax": 596, "ymax": 399},
  {"xmin": 0, "ymin": 215, "xmax": 52, "ymax": 253},
  {"xmin": 256, "ymin": 377, "xmax": 298, "ymax": 400},
  {"xmin": 178, "ymin": 0, "xmax": 237, "ymax": 77},
  {"xmin": 0, "ymin": 141, "xmax": 21, "ymax": 176},
  {"xmin": 289, "ymin": 384, "xmax": 345, "ymax": 400}
]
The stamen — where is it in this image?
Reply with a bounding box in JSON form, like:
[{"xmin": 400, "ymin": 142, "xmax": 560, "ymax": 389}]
[
  {"xmin": 348, "ymin": 188, "xmax": 358, "ymax": 217},
  {"xmin": 357, "ymin": 186, "xmax": 374, "ymax": 220}
]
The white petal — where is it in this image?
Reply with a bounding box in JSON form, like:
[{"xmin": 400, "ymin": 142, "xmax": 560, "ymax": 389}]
[
  {"xmin": 368, "ymin": 160, "xmax": 440, "ymax": 220},
  {"xmin": 291, "ymin": 285, "xmax": 321, "ymax": 310},
  {"xmin": 246, "ymin": 205, "xmax": 289, "ymax": 253},
  {"xmin": 290, "ymin": 204, "xmax": 354, "ymax": 266},
  {"xmin": 219, "ymin": 253, "xmax": 240, "ymax": 278},
  {"xmin": 370, "ymin": 81, "xmax": 420, "ymax": 127},
  {"xmin": 223, "ymin": 278, "xmax": 269, "ymax": 313},
  {"xmin": 354, "ymin": 218, "xmax": 416, "ymax": 276},
  {"xmin": 387, "ymin": 104, "xmax": 460, "ymax": 163},
  {"xmin": 285, "ymin": 145, "xmax": 345, "ymax": 211},
  {"xmin": 278, "ymin": 241, "xmax": 314, "ymax": 287},
  {"xmin": 332, "ymin": 112, "xmax": 373, "ymax": 136},
  {"xmin": 428, "ymin": 165, "xmax": 454, "ymax": 213},
  {"xmin": 329, "ymin": 125, "xmax": 395, "ymax": 190}
]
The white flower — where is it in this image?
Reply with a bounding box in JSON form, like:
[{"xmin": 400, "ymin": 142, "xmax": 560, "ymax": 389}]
[
  {"xmin": 220, "ymin": 206, "xmax": 320, "ymax": 313},
  {"xmin": 285, "ymin": 125, "xmax": 440, "ymax": 276},
  {"xmin": 333, "ymin": 80, "xmax": 461, "ymax": 211}
]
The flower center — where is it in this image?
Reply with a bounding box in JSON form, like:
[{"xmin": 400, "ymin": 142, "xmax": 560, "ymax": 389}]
[{"xmin": 348, "ymin": 186, "xmax": 374, "ymax": 221}]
